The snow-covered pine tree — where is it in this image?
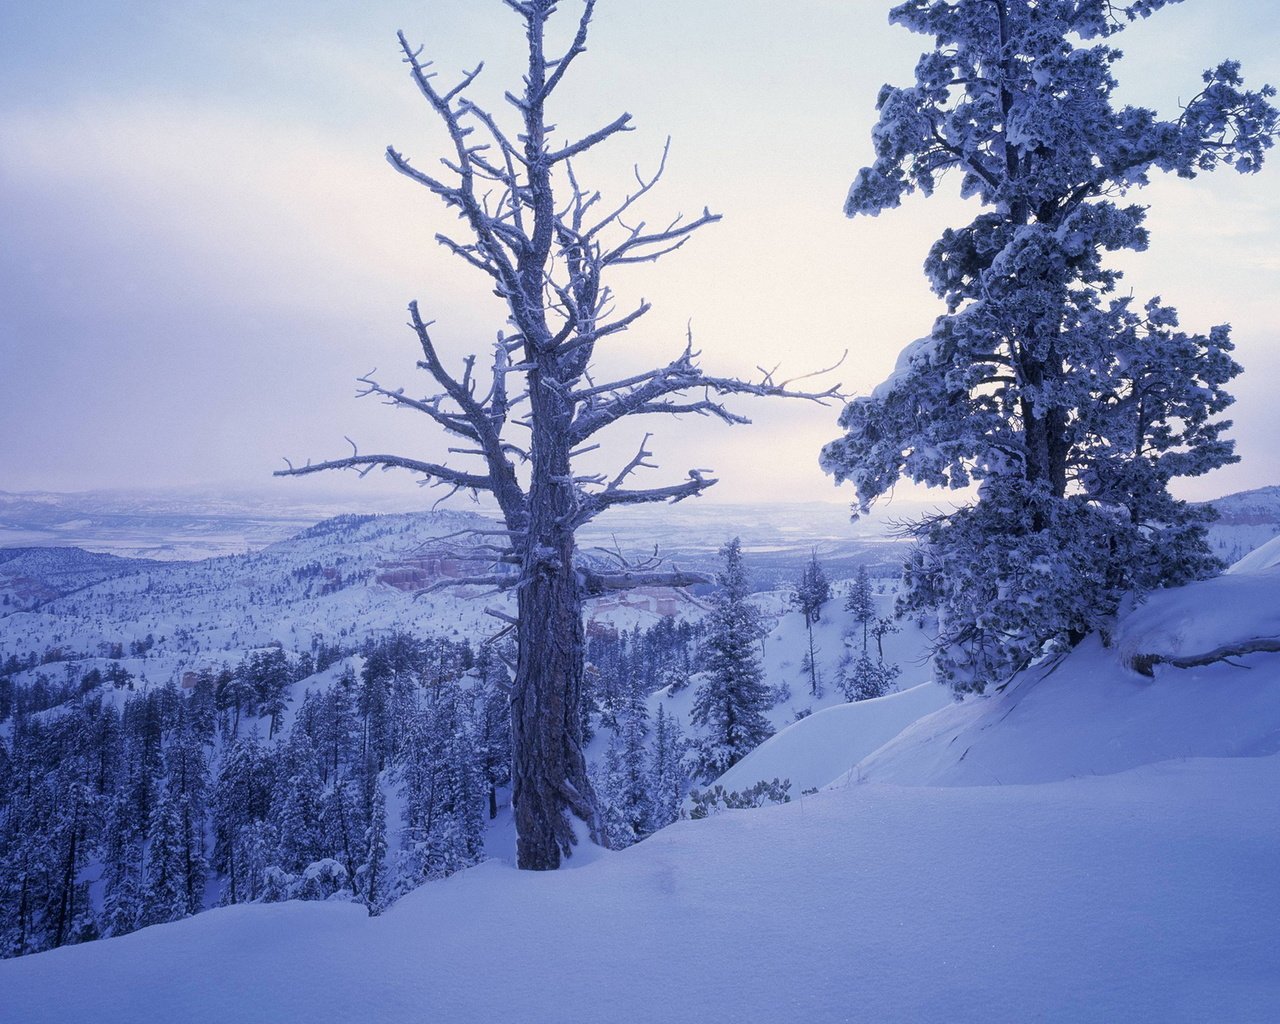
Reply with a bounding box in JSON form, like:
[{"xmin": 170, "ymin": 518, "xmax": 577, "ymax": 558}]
[
  {"xmin": 359, "ymin": 782, "xmax": 389, "ymax": 916},
  {"xmin": 271, "ymin": 732, "xmax": 326, "ymax": 875},
  {"xmin": 792, "ymin": 551, "xmax": 831, "ymax": 696},
  {"xmin": 321, "ymin": 777, "xmax": 362, "ymax": 890},
  {"xmin": 473, "ymin": 653, "xmax": 512, "ymax": 821},
  {"xmin": 822, "ymin": 0, "xmax": 1278, "ymax": 692},
  {"xmin": 845, "ymin": 565, "xmax": 875, "ymax": 654},
  {"xmin": 276, "ymin": 0, "xmax": 838, "ymax": 869},
  {"xmin": 163, "ymin": 733, "xmax": 209, "ymax": 916},
  {"xmin": 211, "ymin": 737, "xmax": 272, "ymax": 905},
  {"xmin": 99, "ymin": 790, "xmax": 144, "ymax": 938},
  {"xmin": 142, "ymin": 787, "xmax": 190, "ymax": 928},
  {"xmin": 595, "ymin": 696, "xmax": 652, "ymax": 848},
  {"xmin": 315, "ymin": 683, "xmax": 358, "ymax": 786},
  {"xmin": 648, "ymin": 703, "xmax": 688, "ymax": 831},
  {"xmin": 691, "ymin": 539, "xmax": 773, "ymax": 781},
  {"xmin": 399, "ymin": 688, "xmax": 485, "ymax": 885}
]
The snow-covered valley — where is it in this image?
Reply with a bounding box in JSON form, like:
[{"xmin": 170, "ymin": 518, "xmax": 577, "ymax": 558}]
[
  {"xmin": 4, "ymin": 547, "xmax": 1279, "ymax": 1022},
  {"xmin": 1, "ymin": 500, "xmax": 1279, "ymax": 1021}
]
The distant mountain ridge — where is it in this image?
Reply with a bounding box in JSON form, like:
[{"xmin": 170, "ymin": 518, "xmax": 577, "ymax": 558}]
[
  {"xmin": 0, "ymin": 483, "xmax": 1276, "ymax": 580},
  {"xmin": 1201, "ymin": 484, "xmax": 1280, "ymax": 566}
]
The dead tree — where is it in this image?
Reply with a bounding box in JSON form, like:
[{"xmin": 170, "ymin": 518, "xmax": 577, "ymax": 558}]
[{"xmin": 278, "ymin": 0, "xmax": 840, "ymax": 870}]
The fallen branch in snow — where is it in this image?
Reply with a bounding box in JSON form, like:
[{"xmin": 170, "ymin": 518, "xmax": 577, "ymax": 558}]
[{"xmin": 1129, "ymin": 637, "xmax": 1280, "ymax": 677}]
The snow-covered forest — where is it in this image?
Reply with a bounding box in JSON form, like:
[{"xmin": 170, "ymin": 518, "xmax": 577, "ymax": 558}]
[{"xmin": 3, "ymin": 0, "xmax": 1280, "ymax": 1021}]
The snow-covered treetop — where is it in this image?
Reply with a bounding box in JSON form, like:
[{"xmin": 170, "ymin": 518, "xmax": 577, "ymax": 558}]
[{"xmin": 850, "ymin": 0, "xmax": 1277, "ymax": 222}]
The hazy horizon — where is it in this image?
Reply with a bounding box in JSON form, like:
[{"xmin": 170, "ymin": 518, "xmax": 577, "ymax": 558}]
[{"xmin": 3, "ymin": 1, "xmax": 1278, "ymax": 508}]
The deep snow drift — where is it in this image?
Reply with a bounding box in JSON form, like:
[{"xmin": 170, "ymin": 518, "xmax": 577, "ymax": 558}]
[{"xmin": 3, "ymin": 563, "xmax": 1279, "ymax": 1022}]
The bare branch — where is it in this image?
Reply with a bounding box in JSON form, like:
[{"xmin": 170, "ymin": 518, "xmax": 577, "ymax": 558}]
[
  {"xmin": 604, "ymin": 432, "xmax": 656, "ymax": 491},
  {"xmin": 1129, "ymin": 637, "xmax": 1280, "ymax": 676},
  {"xmin": 578, "ymin": 566, "xmax": 713, "ymax": 597},
  {"xmin": 415, "ymin": 572, "xmax": 519, "ymax": 595},
  {"xmin": 274, "ymin": 454, "xmax": 493, "ymax": 491},
  {"xmin": 484, "ymin": 606, "xmax": 520, "ymax": 626},
  {"xmin": 570, "ymin": 341, "xmax": 844, "ymax": 444},
  {"xmin": 540, "ymin": 0, "xmax": 596, "ymax": 99},
  {"xmin": 356, "ymin": 374, "xmax": 482, "ymax": 442},
  {"xmin": 572, "ymin": 468, "xmax": 718, "ymax": 527},
  {"xmin": 600, "ymin": 207, "xmax": 721, "ymax": 267},
  {"xmin": 547, "ymin": 112, "xmax": 634, "ymax": 164}
]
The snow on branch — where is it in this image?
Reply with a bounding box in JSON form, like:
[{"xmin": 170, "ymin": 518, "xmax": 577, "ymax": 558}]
[
  {"xmin": 1128, "ymin": 637, "xmax": 1280, "ymax": 677},
  {"xmin": 274, "ymin": 452, "xmax": 493, "ymax": 491},
  {"xmin": 577, "ymin": 566, "xmax": 712, "ymax": 597},
  {"xmin": 569, "ymin": 342, "xmax": 845, "ymax": 444}
]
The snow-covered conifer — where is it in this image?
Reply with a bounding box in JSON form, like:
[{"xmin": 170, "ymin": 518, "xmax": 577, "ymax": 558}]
[
  {"xmin": 142, "ymin": 788, "xmax": 190, "ymax": 927},
  {"xmin": 845, "ymin": 565, "xmax": 875, "ymax": 654},
  {"xmin": 792, "ymin": 551, "xmax": 831, "ymax": 695},
  {"xmin": 691, "ymin": 539, "xmax": 773, "ymax": 781},
  {"xmin": 648, "ymin": 704, "xmax": 688, "ymax": 831},
  {"xmin": 823, "ymin": 1, "xmax": 1278, "ymax": 691},
  {"xmin": 359, "ymin": 784, "xmax": 388, "ymax": 916}
]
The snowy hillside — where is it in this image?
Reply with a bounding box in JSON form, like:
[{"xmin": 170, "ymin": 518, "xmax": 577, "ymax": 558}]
[
  {"xmin": 4, "ymin": 647, "xmax": 1277, "ymax": 1020},
  {"xmin": 4, "ymin": 549, "xmax": 1278, "ymax": 1020},
  {"xmin": 0, "ymin": 510, "xmax": 512, "ymax": 680},
  {"xmin": 0, "ymin": 547, "xmax": 178, "ymax": 614},
  {"xmin": 852, "ymin": 554, "xmax": 1280, "ymax": 789},
  {"xmin": 1203, "ymin": 484, "xmax": 1280, "ymax": 567},
  {"xmin": 0, "ymin": 488, "xmax": 910, "ymax": 581}
]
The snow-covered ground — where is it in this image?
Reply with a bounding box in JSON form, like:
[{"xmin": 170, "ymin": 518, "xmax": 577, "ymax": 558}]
[
  {"xmin": 713, "ymin": 680, "xmax": 952, "ymax": 794},
  {"xmin": 4, "ymin": 543, "xmax": 1278, "ymax": 1022}
]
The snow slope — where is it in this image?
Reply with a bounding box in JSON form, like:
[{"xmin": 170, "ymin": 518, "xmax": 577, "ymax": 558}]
[
  {"xmin": 2, "ymin": 753, "xmax": 1275, "ymax": 1023},
  {"xmin": 853, "ymin": 556, "xmax": 1280, "ymax": 789},
  {"xmin": 713, "ymin": 680, "xmax": 952, "ymax": 794},
  {"xmin": 5, "ymin": 566, "xmax": 1280, "ymax": 1022},
  {"xmin": 1226, "ymin": 532, "xmax": 1280, "ymax": 575}
]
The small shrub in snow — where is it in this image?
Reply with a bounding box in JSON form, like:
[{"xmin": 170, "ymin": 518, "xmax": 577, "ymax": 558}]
[{"xmin": 688, "ymin": 778, "xmax": 792, "ymax": 820}]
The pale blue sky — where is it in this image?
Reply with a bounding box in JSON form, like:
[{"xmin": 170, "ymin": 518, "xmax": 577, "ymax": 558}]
[{"xmin": 1, "ymin": 1, "xmax": 1277, "ymax": 506}]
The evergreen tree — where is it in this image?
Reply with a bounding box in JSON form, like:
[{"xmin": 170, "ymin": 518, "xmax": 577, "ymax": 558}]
[
  {"xmin": 360, "ymin": 783, "xmax": 388, "ymax": 916},
  {"xmin": 595, "ymin": 698, "xmax": 652, "ymax": 849},
  {"xmin": 165, "ymin": 733, "xmax": 209, "ymax": 915},
  {"xmin": 691, "ymin": 539, "xmax": 773, "ymax": 781},
  {"xmin": 359, "ymin": 650, "xmax": 394, "ymax": 771},
  {"xmin": 845, "ymin": 565, "xmax": 876, "ymax": 654},
  {"xmin": 399, "ymin": 691, "xmax": 485, "ymax": 884},
  {"xmin": 648, "ymin": 704, "xmax": 688, "ymax": 832},
  {"xmin": 792, "ymin": 551, "xmax": 831, "ymax": 696},
  {"xmin": 211, "ymin": 738, "xmax": 272, "ymax": 905},
  {"xmin": 271, "ymin": 732, "xmax": 326, "ymax": 874},
  {"xmin": 99, "ymin": 790, "xmax": 144, "ymax": 938},
  {"xmin": 822, "ymin": 0, "xmax": 1277, "ymax": 692},
  {"xmin": 315, "ymin": 683, "xmax": 358, "ymax": 786},
  {"xmin": 232, "ymin": 819, "xmax": 279, "ymax": 905},
  {"xmin": 474, "ymin": 655, "xmax": 512, "ymax": 821},
  {"xmin": 321, "ymin": 778, "xmax": 361, "ymax": 888},
  {"xmin": 45, "ymin": 761, "xmax": 95, "ymax": 949},
  {"xmin": 142, "ymin": 788, "xmax": 190, "ymax": 928},
  {"xmin": 0, "ymin": 790, "xmax": 46, "ymax": 957},
  {"xmin": 187, "ymin": 671, "xmax": 217, "ymax": 746}
]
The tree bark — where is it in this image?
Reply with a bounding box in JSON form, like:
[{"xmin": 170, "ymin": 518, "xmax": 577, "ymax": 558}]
[{"xmin": 510, "ymin": 525, "xmax": 603, "ymax": 866}]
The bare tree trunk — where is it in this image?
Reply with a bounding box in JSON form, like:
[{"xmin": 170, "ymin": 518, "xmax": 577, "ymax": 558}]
[
  {"xmin": 512, "ymin": 555, "xmax": 600, "ymax": 868},
  {"xmin": 277, "ymin": 0, "xmax": 840, "ymax": 869},
  {"xmin": 510, "ymin": 384, "xmax": 603, "ymax": 869},
  {"xmin": 806, "ymin": 619, "xmax": 819, "ymax": 696}
]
